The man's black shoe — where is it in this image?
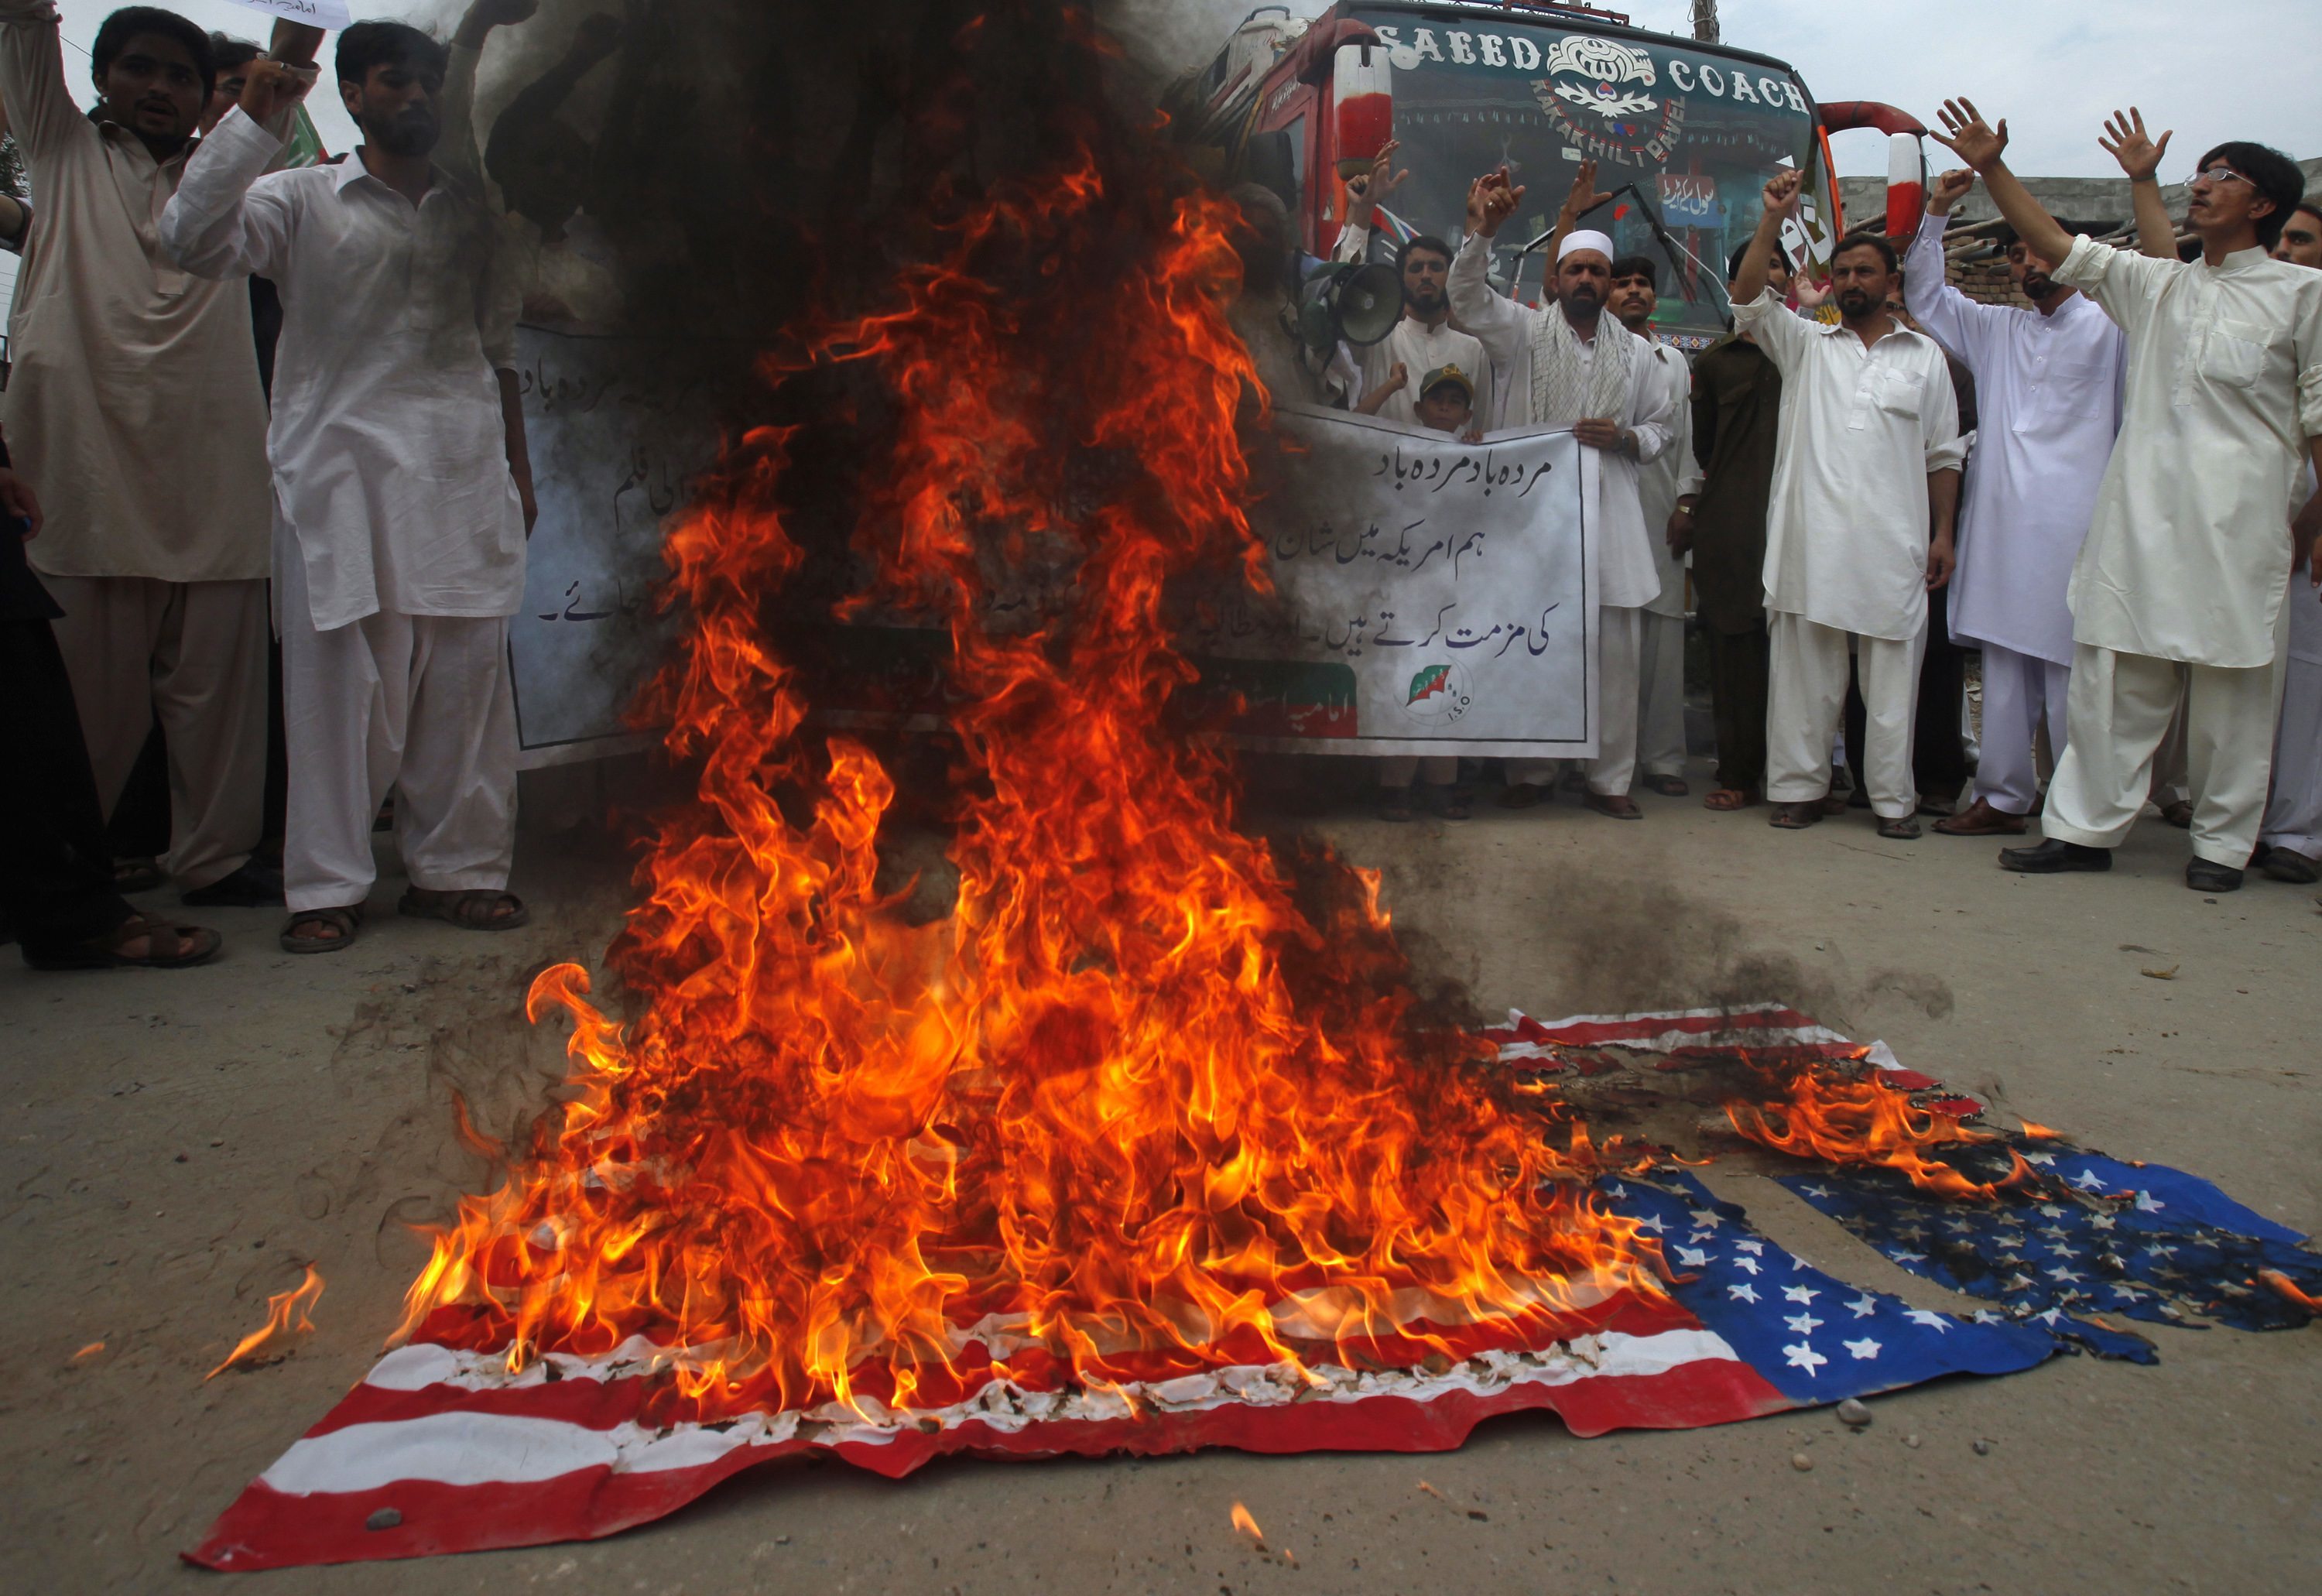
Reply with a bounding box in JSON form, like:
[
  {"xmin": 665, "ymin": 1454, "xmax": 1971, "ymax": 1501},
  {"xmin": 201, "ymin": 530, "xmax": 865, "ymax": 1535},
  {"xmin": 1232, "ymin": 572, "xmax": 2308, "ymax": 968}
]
[
  {"xmin": 182, "ymin": 859, "xmax": 286, "ymax": 908},
  {"xmin": 1998, "ymin": 839, "xmax": 2112, "ymax": 874},
  {"xmin": 2185, "ymin": 858, "xmax": 2244, "ymax": 893}
]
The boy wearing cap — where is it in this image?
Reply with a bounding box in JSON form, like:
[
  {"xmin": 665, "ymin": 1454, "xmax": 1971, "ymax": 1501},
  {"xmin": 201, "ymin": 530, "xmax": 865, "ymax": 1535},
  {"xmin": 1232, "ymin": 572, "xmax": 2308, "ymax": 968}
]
[{"xmin": 1364, "ymin": 361, "xmax": 1479, "ymax": 820}]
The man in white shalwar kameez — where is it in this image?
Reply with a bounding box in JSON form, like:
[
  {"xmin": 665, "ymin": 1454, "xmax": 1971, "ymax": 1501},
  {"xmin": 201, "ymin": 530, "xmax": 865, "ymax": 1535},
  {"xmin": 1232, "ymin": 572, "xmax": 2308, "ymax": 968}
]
[
  {"xmin": 161, "ymin": 26, "xmax": 536, "ymax": 950},
  {"xmin": 1905, "ymin": 166, "xmax": 2128, "ymax": 836},
  {"xmin": 1729, "ymin": 170, "xmax": 1965, "ymax": 838},
  {"xmin": 1609, "ymin": 255, "xmax": 1695, "ymax": 796},
  {"xmin": 1450, "ymin": 166, "xmax": 1673, "ymax": 819},
  {"xmin": 1936, "ymin": 101, "xmax": 2322, "ymax": 891},
  {"xmin": 2255, "ymin": 202, "xmax": 2322, "ymax": 886}
]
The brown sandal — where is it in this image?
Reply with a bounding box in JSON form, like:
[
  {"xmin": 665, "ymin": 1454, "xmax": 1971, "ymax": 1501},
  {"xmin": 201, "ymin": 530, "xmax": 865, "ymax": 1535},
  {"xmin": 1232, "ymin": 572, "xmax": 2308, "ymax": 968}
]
[
  {"xmin": 1768, "ymin": 801, "xmax": 1824, "ymax": 830},
  {"xmin": 1932, "ymin": 798, "xmax": 2027, "ymax": 837},
  {"xmin": 399, "ymin": 889, "xmax": 530, "ymax": 932},
  {"xmin": 1639, "ymin": 774, "xmax": 1690, "ymax": 798},
  {"xmin": 281, "ymin": 905, "xmax": 364, "ymax": 954},
  {"xmin": 1703, "ymin": 786, "xmax": 1759, "ymax": 812},
  {"xmin": 1876, "ymin": 815, "xmax": 1923, "ymax": 841},
  {"xmin": 26, "ymin": 912, "xmax": 221, "ymax": 971}
]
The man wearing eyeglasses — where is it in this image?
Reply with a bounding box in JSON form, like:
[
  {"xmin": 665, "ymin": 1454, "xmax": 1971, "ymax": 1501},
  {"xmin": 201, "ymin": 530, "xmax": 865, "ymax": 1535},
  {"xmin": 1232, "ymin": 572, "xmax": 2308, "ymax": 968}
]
[
  {"xmin": 2253, "ymin": 198, "xmax": 2322, "ymax": 885},
  {"xmin": 1935, "ymin": 101, "xmax": 2322, "ymax": 892}
]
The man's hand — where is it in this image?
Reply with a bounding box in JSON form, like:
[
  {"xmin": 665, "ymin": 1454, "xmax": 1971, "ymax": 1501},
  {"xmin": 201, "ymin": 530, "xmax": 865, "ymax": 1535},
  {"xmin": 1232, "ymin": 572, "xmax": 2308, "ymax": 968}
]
[
  {"xmin": 0, "ymin": 466, "xmax": 44, "ymax": 540},
  {"xmin": 1380, "ymin": 361, "xmax": 1408, "ymax": 394},
  {"xmin": 1572, "ymin": 417, "xmax": 1625, "ymax": 452},
  {"xmin": 2098, "ymin": 107, "xmax": 2172, "ymax": 183},
  {"xmin": 1344, "ymin": 138, "xmax": 1407, "ymax": 230},
  {"xmin": 458, "ymin": 0, "xmax": 541, "ymax": 47},
  {"xmin": 1667, "ymin": 502, "xmax": 1695, "ymax": 557},
  {"xmin": 1926, "ymin": 530, "xmax": 1956, "ymax": 591},
  {"xmin": 238, "ymin": 60, "xmax": 313, "ymax": 125},
  {"xmin": 1562, "ymin": 157, "xmax": 1613, "ymax": 221},
  {"xmin": 1466, "ymin": 166, "xmax": 1523, "ymax": 239},
  {"xmin": 1926, "ymin": 168, "xmax": 1974, "ymax": 217},
  {"xmin": 1931, "ymin": 98, "xmax": 2009, "ymax": 173},
  {"xmin": 1761, "ymin": 166, "xmax": 1803, "ymax": 215}
]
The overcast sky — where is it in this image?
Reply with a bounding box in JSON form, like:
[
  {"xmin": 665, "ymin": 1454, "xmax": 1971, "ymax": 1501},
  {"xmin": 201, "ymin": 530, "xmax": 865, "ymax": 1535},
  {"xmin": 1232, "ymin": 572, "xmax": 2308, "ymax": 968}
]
[{"xmin": 36, "ymin": 0, "xmax": 2322, "ymax": 179}]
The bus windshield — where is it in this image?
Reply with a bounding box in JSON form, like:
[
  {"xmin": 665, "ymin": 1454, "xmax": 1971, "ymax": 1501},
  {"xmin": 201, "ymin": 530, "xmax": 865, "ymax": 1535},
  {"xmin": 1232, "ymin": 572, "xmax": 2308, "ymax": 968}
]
[{"xmin": 1343, "ymin": 9, "xmax": 1824, "ymax": 348}]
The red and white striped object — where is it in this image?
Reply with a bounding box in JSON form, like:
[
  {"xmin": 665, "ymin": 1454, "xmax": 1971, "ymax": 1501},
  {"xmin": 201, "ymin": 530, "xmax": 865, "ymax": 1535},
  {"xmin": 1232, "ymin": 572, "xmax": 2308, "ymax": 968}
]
[{"xmin": 187, "ymin": 1004, "xmax": 1989, "ymax": 1572}]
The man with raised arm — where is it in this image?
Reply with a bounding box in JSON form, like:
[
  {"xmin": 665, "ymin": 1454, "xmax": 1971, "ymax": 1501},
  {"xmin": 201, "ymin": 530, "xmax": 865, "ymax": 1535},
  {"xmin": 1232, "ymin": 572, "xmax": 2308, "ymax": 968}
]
[
  {"xmin": 1334, "ymin": 140, "xmax": 1494, "ymax": 436},
  {"xmin": 1933, "ymin": 99, "xmax": 2322, "ymax": 891},
  {"xmin": 0, "ymin": 2, "xmax": 280, "ymax": 908},
  {"xmin": 2253, "ymin": 199, "xmax": 2322, "ymax": 886},
  {"xmin": 1729, "ymin": 168, "xmax": 1964, "ymax": 840},
  {"xmin": 161, "ymin": 24, "xmax": 536, "ymax": 954},
  {"xmin": 1450, "ymin": 162, "xmax": 1674, "ymax": 819},
  {"xmin": 1906, "ymin": 128, "xmax": 2135, "ymax": 839},
  {"xmin": 1670, "ymin": 241, "xmax": 1793, "ymax": 813}
]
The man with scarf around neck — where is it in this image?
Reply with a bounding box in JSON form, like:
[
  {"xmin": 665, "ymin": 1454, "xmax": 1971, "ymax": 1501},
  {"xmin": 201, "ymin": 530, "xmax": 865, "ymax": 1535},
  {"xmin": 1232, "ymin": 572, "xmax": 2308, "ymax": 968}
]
[
  {"xmin": 1730, "ymin": 167, "xmax": 1965, "ymax": 840},
  {"xmin": 1449, "ymin": 163, "xmax": 1676, "ymax": 819}
]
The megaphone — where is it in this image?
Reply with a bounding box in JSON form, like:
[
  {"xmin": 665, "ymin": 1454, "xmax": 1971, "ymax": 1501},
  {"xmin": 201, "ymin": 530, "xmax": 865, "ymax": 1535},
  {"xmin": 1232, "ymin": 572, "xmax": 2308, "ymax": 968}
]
[{"xmin": 1296, "ymin": 261, "xmax": 1402, "ymax": 351}]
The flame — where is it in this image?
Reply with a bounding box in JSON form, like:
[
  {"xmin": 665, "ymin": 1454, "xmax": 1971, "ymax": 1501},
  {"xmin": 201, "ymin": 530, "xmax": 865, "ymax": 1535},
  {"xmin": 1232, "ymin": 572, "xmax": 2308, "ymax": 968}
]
[
  {"xmin": 2259, "ymin": 1270, "xmax": 2322, "ymax": 1313},
  {"xmin": 70, "ymin": 1341, "xmax": 104, "ymax": 1364},
  {"xmin": 1231, "ymin": 1502, "xmax": 1263, "ymax": 1541},
  {"xmin": 208, "ymin": 1267, "xmax": 324, "ymax": 1379},
  {"xmin": 2019, "ymin": 1120, "xmax": 2059, "ymax": 1141},
  {"xmin": 1726, "ymin": 1070, "xmax": 2033, "ymax": 1199},
  {"xmin": 389, "ymin": 70, "xmax": 1663, "ymax": 1421}
]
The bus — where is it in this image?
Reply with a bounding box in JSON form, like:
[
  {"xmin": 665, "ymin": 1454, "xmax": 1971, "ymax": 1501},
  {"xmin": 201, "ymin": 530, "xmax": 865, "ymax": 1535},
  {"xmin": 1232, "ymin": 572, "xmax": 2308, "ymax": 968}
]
[{"xmin": 1186, "ymin": 2, "xmax": 1916, "ymax": 349}]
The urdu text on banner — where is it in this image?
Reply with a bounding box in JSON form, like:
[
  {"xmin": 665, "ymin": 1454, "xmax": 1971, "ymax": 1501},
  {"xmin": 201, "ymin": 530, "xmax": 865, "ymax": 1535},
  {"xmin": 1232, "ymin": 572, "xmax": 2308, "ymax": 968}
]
[{"xmin": 1188, "ymin": 406, "xmax": 1600, "ymax": 759}]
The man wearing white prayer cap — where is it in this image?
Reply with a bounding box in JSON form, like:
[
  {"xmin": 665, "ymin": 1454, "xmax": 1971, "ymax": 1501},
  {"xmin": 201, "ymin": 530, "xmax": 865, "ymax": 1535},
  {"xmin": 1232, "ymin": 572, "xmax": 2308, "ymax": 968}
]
[{"xmin": 1450, "ymin": 163, "xmax": 1675, "ymax": 820}]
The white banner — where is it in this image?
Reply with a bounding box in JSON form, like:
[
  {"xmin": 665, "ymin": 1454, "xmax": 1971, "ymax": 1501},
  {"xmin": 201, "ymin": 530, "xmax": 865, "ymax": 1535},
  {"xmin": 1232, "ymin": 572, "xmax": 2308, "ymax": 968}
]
[
  {"xmin": 1190, "ymin": 406, "xmax": 1600, "ymax": 757},
  {"xmin": 217, "ymin": 0, "xmax": 354, "ymax": 31},
  {"xmin": 506, "ymin": 327, "xmax": 716, "ymax": 769}
]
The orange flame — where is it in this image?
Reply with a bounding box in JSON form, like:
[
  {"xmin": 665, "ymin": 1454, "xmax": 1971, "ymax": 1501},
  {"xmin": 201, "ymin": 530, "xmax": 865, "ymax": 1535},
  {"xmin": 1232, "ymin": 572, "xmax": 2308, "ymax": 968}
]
[
  {"xmin": 2259, "ymin": 1270, "xmax": 2322, "ymax": 1313},
  {"xmin": 1726, "ymin": 1071, "xmax": 2033, "ymax": 1199},
  {"xmin": 208, "ymin": 1267, "xmax": 324, "ymax": 1379},
  {"xmin": 1231, "ymin": 1502, "xmax": 1263, "ymax": 1541},
  {"xmin": 390, "ymin": 99, "xmax": 1663, "ymax": 1419}
]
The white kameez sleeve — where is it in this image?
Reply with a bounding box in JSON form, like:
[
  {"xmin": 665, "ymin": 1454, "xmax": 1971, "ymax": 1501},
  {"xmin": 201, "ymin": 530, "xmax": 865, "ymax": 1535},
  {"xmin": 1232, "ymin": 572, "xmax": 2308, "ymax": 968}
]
[
  {"xmin": 1447, "ymin": 231, "xmax": 1531, "ymax": 377},
  {"xmin": 159, "ymin": 108, "xmax": 295, "ymax": 280},
  {"xmin": 1332, "ymin": 221, "xmax": 1370, "ymax": 265},
  {"xmin": 2291, "ymin": 278, "xmax": 2322, "ymax": 442},
  {"xmin": 2052, "ymin": 233, "xmax": 2177, "ymax": 338},
  {"xmin": 1626, "ymin": 345, "xmax": 1677, "ymax": 464},
  {"xmin": 1903, "ymin": 211, "xmax": 2002, "ymax": 371},
  {"xmin": 1920, "ymin": 351, "xmax": 1966, "ymax": 475},
  {"xmin": 1730, "ymin": 287, "xmax": 1811, "ymax": 375}
]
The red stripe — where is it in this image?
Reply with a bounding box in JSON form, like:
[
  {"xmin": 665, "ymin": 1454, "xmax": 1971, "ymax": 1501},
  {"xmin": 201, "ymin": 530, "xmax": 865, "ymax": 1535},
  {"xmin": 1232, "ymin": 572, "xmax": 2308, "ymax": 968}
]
[
  {"xmin": 307, "ymin": 1288, "xmax": 1703, "ymax": 1437},
  {"xmin": 185, "ymin": 1360, "xmax": 1788, "ymax": 1571}
]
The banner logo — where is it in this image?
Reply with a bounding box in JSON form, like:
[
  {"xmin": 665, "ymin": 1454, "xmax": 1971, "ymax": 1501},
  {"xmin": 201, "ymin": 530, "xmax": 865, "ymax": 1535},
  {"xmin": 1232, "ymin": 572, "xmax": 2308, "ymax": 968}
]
[{"xmin": 1532, "ymin": 39, "xmax": 1683, "ymax": 165}]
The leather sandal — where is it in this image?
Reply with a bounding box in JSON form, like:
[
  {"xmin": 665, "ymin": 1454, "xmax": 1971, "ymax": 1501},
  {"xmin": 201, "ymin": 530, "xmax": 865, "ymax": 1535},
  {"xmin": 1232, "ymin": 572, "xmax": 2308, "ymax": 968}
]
[
  {"xmin": 1703, "ymin": 786, "xmax": 1759, "ymax": 812},
  {"xmin": 281, "ymin": 905, "xmax": 364, "ymax": 954},
  {"xmin": 1768, "ymin": 801, "xmax": 1824, "ymax": 830},
  {"xmin": 1876, "ymin": 815, "xmax": 1923, "ymax": 841},
  {"xmin": 25, "ymin": 912, "xmax": 221, "ymax": 971},
  {"xmin": 1584, "ymin": 792, "xmax": 1644, "ymax": 820},
  {"xmin": 399, "ymin": 889, "xmax": 530, "ymax": 932}
]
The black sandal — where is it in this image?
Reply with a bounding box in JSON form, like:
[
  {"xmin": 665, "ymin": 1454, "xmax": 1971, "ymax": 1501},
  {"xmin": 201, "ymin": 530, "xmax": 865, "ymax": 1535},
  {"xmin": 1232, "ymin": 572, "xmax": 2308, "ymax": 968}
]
[
  {"xmin": 25, "ymin": 912, "xmax": 221, "ymax": 971},
  {"xmin": 399, "ymin": 889, "xmax": 530, "ymax": 932},
  {"xmin": 281, "ymin": 905, "xmax": 364, "ymax": 954},
  {"xmin": 1877, "ymin": 816, "xmax": 1923, "ymax": 841}
]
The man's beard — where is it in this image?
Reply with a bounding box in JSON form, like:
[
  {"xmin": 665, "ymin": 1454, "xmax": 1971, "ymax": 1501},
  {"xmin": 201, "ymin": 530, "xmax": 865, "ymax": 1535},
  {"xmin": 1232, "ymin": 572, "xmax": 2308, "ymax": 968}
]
[
  {"xmin": 1835, "ymin": 287, "xmax": 1877, "ymax": 318},
  {"xmin": 364, "ymin": 108, "xmax": 440, "ymax": 159},
  {"xmin": 1405, "ymin": 286, "xmax": 1446, "ymax": 317},
  {"xmin": 1562, "ymin": 285, "xmax": 1602, "ymax": 319},
  {"xmin": 2021, "ymin": 271, "xmax": 2057, "ymax": 300}
]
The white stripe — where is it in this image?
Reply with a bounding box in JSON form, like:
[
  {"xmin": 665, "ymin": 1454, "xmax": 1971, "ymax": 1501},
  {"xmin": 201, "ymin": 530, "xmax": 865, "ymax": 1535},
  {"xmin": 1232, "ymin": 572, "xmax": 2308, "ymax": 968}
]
[
  {"xmin": 269, "ymin": 1329, "xmax": 1738, "ymax": 1494},
  {"xmin": 260, "ymin": 1407, "xmax": 799, "ymax": 1496}
]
